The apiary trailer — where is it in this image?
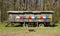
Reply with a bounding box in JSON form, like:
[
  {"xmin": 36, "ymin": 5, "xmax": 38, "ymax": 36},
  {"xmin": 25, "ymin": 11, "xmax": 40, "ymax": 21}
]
[{"xmin": 6, "ymin": 11, "xmax": 54, "ymax": 27}]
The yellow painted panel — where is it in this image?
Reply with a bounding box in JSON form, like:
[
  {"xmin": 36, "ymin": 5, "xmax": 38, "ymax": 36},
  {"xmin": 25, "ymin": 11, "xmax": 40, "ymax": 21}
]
[
  {"xmin": 49, "ymin": 15, "xmax": 52, "ymax": 20},
  {"xmin": 26, "ymin": 16, "xmax": 29, "ymax": 19},
  {"xmin": 37, "ymin": 16, "xmax": 40, "ymax": 19}
]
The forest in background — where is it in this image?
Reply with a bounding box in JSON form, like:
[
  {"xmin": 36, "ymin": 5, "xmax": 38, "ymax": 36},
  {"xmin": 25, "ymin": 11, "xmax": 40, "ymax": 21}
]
[{"xmin": 0, "ymin": 0, "xmax": 60, "ymax": 23}]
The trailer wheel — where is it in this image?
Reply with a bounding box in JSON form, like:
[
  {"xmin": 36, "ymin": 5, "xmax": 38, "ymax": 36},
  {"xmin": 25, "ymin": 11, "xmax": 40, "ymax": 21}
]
[
  {"xmin": 39, "ymin": 24, "xmax": 44, "ymax": 27},
  {"xmin": 25, "ymin": 24, "xmax": 28, "ymax": 27}
]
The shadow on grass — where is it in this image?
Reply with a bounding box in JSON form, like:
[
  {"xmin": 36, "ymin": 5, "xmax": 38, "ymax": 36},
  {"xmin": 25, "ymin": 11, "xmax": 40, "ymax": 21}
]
[
  {"xmin": 10, "ymin": 24, "xmax": 58, "ymax": 27},
  {"xmin": 5, "ymin": 23, "xmax": 59, "ymax": 27},
  {"xmin": 44, "ymin": 24, "xmax": 58, "ymax": 27}
]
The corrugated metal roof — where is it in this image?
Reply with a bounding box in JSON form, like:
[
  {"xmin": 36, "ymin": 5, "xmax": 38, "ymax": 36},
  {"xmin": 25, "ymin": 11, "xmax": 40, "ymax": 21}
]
[{"xmin": 7, "ymin": 11, "xmax": 54, "ymax": 13}]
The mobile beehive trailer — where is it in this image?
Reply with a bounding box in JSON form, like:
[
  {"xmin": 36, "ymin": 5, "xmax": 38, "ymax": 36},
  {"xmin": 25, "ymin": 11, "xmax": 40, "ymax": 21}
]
[{"xmin": 6, "ymin": 11, "xmax": 54, "ymax": 27}]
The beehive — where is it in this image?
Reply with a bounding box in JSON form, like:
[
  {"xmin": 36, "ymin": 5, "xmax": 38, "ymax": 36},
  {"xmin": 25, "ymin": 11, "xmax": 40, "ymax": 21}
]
[{"xmin": 7, "ymin": 11, "xmax": 54, "ymax": 27}]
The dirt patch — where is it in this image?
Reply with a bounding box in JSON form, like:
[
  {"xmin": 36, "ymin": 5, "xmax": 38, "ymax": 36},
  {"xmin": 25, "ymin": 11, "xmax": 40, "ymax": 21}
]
[{"xmin": 0, "ymin": 30, "xmax": 60, "ymax": 36}]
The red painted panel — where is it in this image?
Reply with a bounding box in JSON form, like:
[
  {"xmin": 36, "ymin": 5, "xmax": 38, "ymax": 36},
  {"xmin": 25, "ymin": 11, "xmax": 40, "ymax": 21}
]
[
  {"xmin": 29, "ymin": 16, "xmax": 32, "ymax": 19},
  {"xmin": 40, "ymin": 16, "xmax": 43, "ymax": 19},
  {"xmin": 20, "ymin": 16, "xmax": 23, "ymax": 19}
]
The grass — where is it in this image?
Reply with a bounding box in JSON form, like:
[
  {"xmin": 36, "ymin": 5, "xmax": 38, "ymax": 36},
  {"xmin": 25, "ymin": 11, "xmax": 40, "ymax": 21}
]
[{"xmin": 0, "ymin": 23, "xmax": 60, "ymax": 32}]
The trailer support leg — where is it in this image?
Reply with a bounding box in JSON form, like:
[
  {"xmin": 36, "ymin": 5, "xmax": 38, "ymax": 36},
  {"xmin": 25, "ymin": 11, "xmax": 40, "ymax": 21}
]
[
  {"xmin": 23, "ymin": 22, "xmax": 25, "ymax": 27},
  {"xmin": 37, "ymin": 22, "xmax": 38, "ymax": 27}
]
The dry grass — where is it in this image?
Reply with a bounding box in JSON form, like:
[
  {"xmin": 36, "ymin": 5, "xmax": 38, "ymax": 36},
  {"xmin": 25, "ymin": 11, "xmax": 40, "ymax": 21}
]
[
  {"xmin": 0, "ymin": 30, "xmax": 60, "ymax": 36},
  {"xmin": 0, "ymin": 23, "xmax": 60, "ymax": 36}
]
